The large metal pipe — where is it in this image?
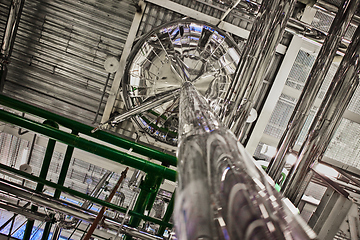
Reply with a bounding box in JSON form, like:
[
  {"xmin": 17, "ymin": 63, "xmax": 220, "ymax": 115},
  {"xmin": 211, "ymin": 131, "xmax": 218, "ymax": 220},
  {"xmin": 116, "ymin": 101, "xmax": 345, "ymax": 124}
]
[
  {"xmin": 220, "ymin": 0, "xmax": 296, "ymax": 141},
  {"xmin": 0, "ymin": 178, "xmax": 162, "ymax": 240},
  {"xmin": 0, "ymin": 94, "xmax": 177, "ymax": 166},
  {"xmin": 281, "ymin": 25, "xmax": 360, "ymax": 205},
  {"xmin": 175, "ymin": 82, "xmax": 315, "ymax": 239},
  {"xmin": 267, "ymin": 0, "xmax": 360, "ymax": 183},
  {"xmin": 0, "ymin": 108, "xmax": 176, "ymax": 181}
]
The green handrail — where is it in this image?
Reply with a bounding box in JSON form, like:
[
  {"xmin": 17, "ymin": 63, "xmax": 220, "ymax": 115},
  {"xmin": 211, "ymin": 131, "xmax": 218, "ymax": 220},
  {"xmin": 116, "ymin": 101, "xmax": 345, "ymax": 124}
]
[
  {"xmin": 0, "ymin": 109, "xmax": 176, "ymax": 182},
  {"xmin": 0, "ymin": 162, "xmax": 173, "ymax": 228},
  {"xmin": 0, "ymin": 94, "xmax": 177, "ymax": 166}
]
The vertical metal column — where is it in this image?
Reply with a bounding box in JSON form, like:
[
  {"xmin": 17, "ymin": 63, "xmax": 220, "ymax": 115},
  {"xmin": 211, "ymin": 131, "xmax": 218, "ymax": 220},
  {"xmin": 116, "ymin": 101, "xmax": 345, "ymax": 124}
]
[
  {"xmin": 23, "ymin": 121, "xmax": 58, "ymax": 240},
  {"xmin": 281, "ymin": 25, "xmax": 360, "ymax": 205},
  {"xmin": 267, "ymin": 0, "xmax": 360, "ymax": 183},
  {"xmin": 221, "ymin": 0, "xmax": 296, "ymax": 139}
]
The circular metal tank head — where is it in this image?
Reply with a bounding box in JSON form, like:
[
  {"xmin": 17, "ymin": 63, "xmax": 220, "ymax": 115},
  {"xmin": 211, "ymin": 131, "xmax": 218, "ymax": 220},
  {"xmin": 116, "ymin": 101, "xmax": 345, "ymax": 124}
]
[{"xmin": 122, "ymin": 19, "xmax": 241, "ymax": 145}]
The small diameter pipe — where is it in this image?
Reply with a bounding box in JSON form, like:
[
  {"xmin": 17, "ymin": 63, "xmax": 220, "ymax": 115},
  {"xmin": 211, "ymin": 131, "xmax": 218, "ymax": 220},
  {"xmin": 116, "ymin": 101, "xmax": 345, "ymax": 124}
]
[
  {"xmin": 124, "ymin": 174, "xmax": 158, "ymax": 240},
  {"xmin": 0, "ymin": 109, "xmax": 176, "ymax": 181},
  {"xmin": 0, "ymin": 179, "xmax": 163, "ymax": 240},
  {"xmin": 83, "ymin": 168, "xmax": 128, "ymax": 240},
  {"xmin": 93, "ymin": 88, "xmax": 181, "ymax": 133},
  {"xmin": 267, "ymin": 0, "xmax": 360, "ymax": 183},
  {"xmin": 0, "ymin": 163, "xmax": 172, "ymax": 228},
  {"xmin": 281, "ymin": 24, "xmax": 360, "ymax": 206},
  {"xmin": 0, "ymin": 94, "xmax": 177, "ymax": 166}
]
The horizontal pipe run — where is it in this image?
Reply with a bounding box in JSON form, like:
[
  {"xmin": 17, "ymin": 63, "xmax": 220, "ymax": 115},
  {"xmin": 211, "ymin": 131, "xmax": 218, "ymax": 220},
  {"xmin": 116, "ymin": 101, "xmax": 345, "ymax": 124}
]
[
  {"xmin": 0, "ymin": 109, "xmax": 176, "ymax": 182},
  {"xmin": 0, "ymin": 200, "xmax": 50, "ymax": 223},
  {"xmin": 0, "ymin": 94, "xmax": 177, "ymax": 166},
  {"xmin": 0, "ymin": 163, "xmax": 172, "ymax": 228},
  {"xmin": 0, "ymin": 179, "xmax": 164, "ymax": 240}
]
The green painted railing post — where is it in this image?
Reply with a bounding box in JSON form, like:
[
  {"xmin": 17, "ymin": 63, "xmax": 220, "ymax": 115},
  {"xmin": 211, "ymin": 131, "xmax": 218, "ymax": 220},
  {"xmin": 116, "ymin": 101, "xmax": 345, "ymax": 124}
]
[
  {"xmin": 157, "ymin": 192, "xmax": 175, "ymax": 237},
  {"xmin": 24, "ymin": 120, "xmax": 58, "ymax": 240},
  {"xmin": 124, "ymin": 174, "xmax": 158, "ymax": 240},
  {"xmin": 54, "ymin": 130, "xmax": 78, "ymax": 199},
  {"xmin": 0, "ymin": 94, "xmax": 177, "ymax": 166},
  {"xmin": 0, "ymin": 109, "xmax": 177, "ymax": 182},
  {"xmin": 146, "ymin": 175, "xmax": 163, "ymax": 211}
]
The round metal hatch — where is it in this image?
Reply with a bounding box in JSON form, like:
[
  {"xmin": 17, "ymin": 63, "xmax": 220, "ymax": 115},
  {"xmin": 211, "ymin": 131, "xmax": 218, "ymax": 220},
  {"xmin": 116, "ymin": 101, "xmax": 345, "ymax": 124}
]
[{"xmin": 122, "ymin": 19, "xmax": 241, "ymax": 145}]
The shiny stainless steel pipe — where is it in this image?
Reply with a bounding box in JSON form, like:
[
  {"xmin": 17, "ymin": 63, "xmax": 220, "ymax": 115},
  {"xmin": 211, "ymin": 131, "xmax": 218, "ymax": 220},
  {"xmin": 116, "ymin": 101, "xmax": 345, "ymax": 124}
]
[
  {"xmin": 0, "ymin": 200, "xmax": 50, "ymax": 222},
  {"xmin": 220, "ymin": 0, "xmax": 296, "ymax": 140},
  {"xmin": 1, "ymin": 0, "xmax": 24, "ymax": 60},
  {"xmin": 175, "ymin": 81, "xmax": 315, "ymax": 239},
  {"xmin": 281, "ymin": 25, "xmax": 360, "ymax": 206},
  {"xmin": 0, "ymin": 179, "xmax": 162, "ymax": 240},
  {"xmin": 267, "ymin": 0, "xmax": 360, "ymax": 184},
  {"xmin": 92, "ymin": 88, "xmax": 180, "ymax": 133}
]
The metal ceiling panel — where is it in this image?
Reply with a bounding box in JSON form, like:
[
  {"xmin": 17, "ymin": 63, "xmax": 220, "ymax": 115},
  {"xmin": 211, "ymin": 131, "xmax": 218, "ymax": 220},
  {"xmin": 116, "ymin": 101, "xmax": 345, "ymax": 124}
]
[{"xmin": 2, "ymin": 0, "xmax": 135, "ymax": 124}]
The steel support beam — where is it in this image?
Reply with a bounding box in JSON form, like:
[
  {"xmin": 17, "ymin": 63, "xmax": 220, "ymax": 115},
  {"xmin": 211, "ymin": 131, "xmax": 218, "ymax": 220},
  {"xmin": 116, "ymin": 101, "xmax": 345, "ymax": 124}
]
[
  {"xmin": 0, "ymin": 94, "xmax": 177, "ymax": 166},
  {"xmin": 0, "ymin": 108, "xmax": 176, "ymax": 181}
]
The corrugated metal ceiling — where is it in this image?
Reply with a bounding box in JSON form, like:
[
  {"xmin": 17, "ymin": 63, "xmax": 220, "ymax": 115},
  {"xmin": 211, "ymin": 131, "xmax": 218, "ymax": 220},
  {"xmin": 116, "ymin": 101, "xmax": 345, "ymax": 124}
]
[{"xmin": 1, "ymin": 0, "xmax": 135, "ymax": 124}]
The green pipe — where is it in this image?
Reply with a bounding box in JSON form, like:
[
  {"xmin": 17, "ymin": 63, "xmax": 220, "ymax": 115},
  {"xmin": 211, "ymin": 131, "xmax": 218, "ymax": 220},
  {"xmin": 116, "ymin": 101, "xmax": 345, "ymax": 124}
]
[
  {"xmin": 0, "ymin": 109, "xmax": 176, "ymax": 182},
  {"xmin": 22, "ymin": 220, "xmax": 34, "ymax": 240},
  {"xmin": 157, "ymin": 193, "xmax": 175, "ymax": 237},
  {"xmin": 0, "ymin": 94, "xmax": 177, "ymax": 166},
  {"xmin": 0, "ymin": 163, "xmax": 172, "ymax": 228},
  {"xmin": 41, "ymin": 214, "xmax": 54, "ymax": 240},
  {"xmin": 124, "ymin": 174, "xmax": 158, "ymax": 240},
  {"xmin": 25, "ymin": 123, "xmax": 57, "ymax": 240},
  {"xmin": 146, "ymin": 175, "xmax": 163, "ymax": 211}
]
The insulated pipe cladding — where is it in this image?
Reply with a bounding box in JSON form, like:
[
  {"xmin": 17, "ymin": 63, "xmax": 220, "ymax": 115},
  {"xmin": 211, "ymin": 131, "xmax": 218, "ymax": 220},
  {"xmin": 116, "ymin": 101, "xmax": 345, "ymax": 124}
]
[{"xmin": 175, "ymin": 82, "xmax": 316, "ymax": 240}]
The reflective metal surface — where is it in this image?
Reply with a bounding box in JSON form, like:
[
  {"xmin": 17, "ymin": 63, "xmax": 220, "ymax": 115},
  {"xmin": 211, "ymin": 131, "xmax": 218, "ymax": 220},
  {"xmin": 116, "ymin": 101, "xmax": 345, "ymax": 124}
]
[
  {"xmin": 220, "ymin": 0, "xmax": 296, "ymax": 141},
  {"xmin": 281, "ymin": 24, "xmax": 360, "ymax": 205},
  {"xmin": 175, "ymin": 81, "xmax": 316, "ymax": 239},
  {"xmin": 122, "ymin": 19, "xmax": 241, "ymax": 145},
  {"xmin": 267, "ymin": 0, "xmax": 360, "ymax": 184},
  {"xmin": 0, "ymin": 178, "xmax": 162, "ymax": 240}
]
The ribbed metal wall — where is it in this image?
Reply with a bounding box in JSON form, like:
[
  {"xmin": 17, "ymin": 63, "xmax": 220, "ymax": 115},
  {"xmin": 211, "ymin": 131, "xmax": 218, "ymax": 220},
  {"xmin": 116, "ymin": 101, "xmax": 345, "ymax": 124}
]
[{"xmin": 2, "ymin": 0, "xmax": 135, "ymax": 124}]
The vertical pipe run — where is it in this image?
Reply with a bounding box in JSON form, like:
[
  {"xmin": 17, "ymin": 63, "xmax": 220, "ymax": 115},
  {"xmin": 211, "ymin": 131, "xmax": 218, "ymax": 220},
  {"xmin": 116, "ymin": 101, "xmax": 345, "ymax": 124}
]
[
  {"xmin": 176, "ymin": 82, "xmax": 315, "ymax": 239},
  {"xmin": 156, "ymin": 193, "xmax": 175, "ymax": 237},
  {"xmin": 267, "ymin": 0, "xmax": 360, "ymax": 183},
  {"xmin": 24, "ymin": 121, "xmax": 58, "ymax": 240},
  {"xmin": 83, "ymin": 168, "xmax": 128, "ymax": 240},
  {"xmin": 281, "ymin": 25, "xmax": 360, "ymax": 206},
  {"xmin": 124, "ymin": 174, "xmax": 159, "ymax": 240},
  {"xmin": 221, "ymin": 0, "xmax": 296, "ymax": 139}
]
